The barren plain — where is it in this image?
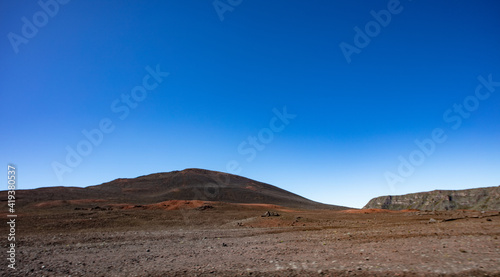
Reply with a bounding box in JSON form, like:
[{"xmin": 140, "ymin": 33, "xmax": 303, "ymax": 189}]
[{"xmin": 2, "ymin": 201, "xmax": 500, "ymax": 276}]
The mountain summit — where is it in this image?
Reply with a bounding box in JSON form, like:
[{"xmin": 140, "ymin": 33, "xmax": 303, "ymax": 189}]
[{"xmin": 9, "ymin": 169, "xmax": 348, "ymax": 210}]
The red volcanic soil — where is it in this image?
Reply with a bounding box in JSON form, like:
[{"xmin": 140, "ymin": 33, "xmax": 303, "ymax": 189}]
[
  {"xmin": 1, "ymin": 169, "xmax": 499, "ymax": 276},
  {"xmin": 124, "ymin": 200, "xmax": 214, "ymax": 210},
  {"xmin": 99, "ymin": 200, "xmax": 299, "ymax": 212},
  {"xmin": 33, "ymin": 199, "xmax": 108, "ymax": 208},
  {"xmin": 3, "ymin": 201, "xmax": 500, "ymax": 276},
  {"xmin": 340, "ymin": 208, "xmax": 420, "ymax": 214},
  {"xmin": 236, "ymin": 203, "xmax": 297, "ymax": 213},
  {"xmin": 2, "ymin": 169, "xmax": 348, "ymax": 211}
]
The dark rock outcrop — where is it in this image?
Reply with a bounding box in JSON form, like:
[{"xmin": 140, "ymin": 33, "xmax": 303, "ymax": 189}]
[
  {"xmin": 364, "ymin": 186, "xmax": 500, "ymax": 211},
  {"xmin": 261, "ymin": 211, "xmax": 280, "ymax": 217}
]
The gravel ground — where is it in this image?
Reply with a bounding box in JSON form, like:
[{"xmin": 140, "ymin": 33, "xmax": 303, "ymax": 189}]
[{"xmin": 2, "ymin": 209, "xmax": 500, "ymax": 276}]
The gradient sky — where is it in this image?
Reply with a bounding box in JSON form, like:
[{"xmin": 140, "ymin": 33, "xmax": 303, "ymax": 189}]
[{"xmin": 1, "ymin": 0, "xmax": 499, "ymax": 208}]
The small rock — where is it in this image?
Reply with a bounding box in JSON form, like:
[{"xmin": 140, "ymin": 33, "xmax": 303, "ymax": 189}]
[
  {"xmin": 196, "ymin": 205, "xmax": 214, "ymax": 211},
  {"xmin": 261, "ymin": 211, "xmax": 280, "ymax": 217},
  {"xmin": 428, "ymin": 218, "xmax": 438, "ymax": 223}
]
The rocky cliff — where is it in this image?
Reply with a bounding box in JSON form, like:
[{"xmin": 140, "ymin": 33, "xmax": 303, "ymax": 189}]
[{"xmin": 364, "ymin": 186, "xmax": 500, "ymax": 211}]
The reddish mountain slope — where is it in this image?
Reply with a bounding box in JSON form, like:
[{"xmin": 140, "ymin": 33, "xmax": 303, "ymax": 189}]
[{"xmin": 3, "ymin": 168, "xmax": 348, "ymax": 210}]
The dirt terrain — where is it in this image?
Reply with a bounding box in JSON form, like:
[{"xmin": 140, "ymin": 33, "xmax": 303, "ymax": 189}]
[{"xmin": 2, "ymin": 202, "xmax": 500, "ymax": 276}]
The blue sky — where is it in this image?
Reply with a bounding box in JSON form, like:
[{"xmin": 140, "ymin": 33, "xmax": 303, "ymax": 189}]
[{"xmin": 1, "ymin": 0, "xmax": 499, "ymax": 208}]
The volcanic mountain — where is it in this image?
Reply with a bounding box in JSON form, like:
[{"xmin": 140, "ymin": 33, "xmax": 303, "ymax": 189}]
[{"xmin": 6, "ymin": 168, "xmax": 348, "ymax": 210}]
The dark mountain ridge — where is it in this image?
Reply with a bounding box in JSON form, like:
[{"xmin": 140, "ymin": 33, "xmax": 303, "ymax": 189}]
[{"xmin": 4, "ymin": 168, "xmax": 348, "ymax": 210}]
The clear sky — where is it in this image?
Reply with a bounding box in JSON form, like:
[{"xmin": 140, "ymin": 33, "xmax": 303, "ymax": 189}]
[{"xmin": 1, "ymin": 0, "xmax": 499, "ymax": 208}]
